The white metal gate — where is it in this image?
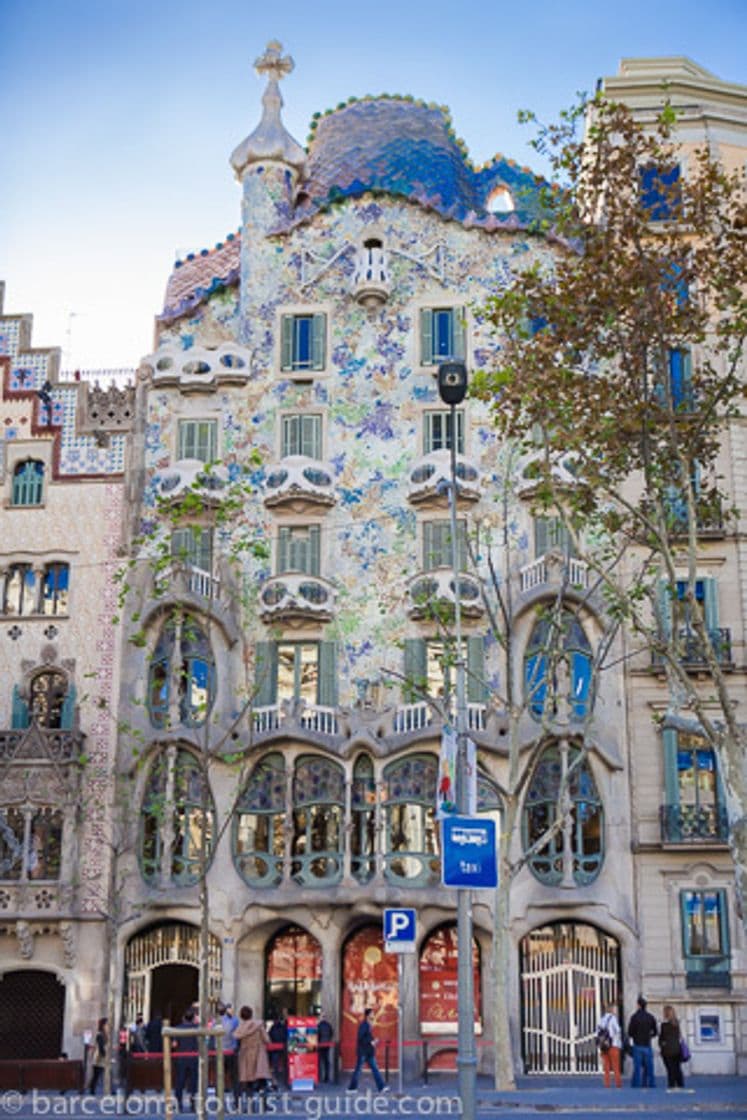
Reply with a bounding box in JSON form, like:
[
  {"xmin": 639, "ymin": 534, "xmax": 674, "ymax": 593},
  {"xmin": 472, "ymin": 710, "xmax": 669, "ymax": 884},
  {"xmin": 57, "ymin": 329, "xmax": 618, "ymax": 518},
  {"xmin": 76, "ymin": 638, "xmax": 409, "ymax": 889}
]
[
  {"xmin": 520, "ymin": 922, "xmax": 620, "ymax": 1074},
  {"xmin": 123, "ymin": 921, "xmax": 222, "ymax": 1024}
]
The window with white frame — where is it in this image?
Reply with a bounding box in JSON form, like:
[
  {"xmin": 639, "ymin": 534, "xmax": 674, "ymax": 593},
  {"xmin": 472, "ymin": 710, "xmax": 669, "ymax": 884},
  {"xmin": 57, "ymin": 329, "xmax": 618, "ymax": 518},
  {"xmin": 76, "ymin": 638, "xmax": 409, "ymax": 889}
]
[
  {"xmin": 423, "ymin": 520, "xmax": 468, "ymax": 571},
  {"xmin": 282, "ymin": 414, "xmax": 323, "ymax": 459},
  {"xmin": 423, "ymin": 409, "xmax": 464, "ymax": 454},
  {"xmin": 177, "ymin": 419, "xmax": 217, "ymax": 463},
  {"xmin": 276, "ymin": 525, "xmax": 321, "ymax": 576}
]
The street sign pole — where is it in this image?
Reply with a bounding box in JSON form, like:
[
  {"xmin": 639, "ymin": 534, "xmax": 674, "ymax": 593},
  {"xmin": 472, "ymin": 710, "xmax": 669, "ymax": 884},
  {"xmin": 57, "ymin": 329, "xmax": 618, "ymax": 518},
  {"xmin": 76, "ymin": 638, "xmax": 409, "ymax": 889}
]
[
  {"xmin": 398, "ymin": 952, "xmax": 404, "ymax": 1094},
  {"xmin": 449, "ymin": 395, "xmax": 476, "ymax": 1120},
  {"xmin": 383, "ymin": 908, "xmax": 416, "ymax": 1094}
]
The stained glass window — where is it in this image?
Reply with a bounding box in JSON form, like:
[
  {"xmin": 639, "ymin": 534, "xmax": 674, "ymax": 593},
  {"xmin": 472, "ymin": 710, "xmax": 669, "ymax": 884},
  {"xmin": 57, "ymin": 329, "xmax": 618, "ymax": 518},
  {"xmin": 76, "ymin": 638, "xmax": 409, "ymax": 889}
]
[
  {"xmin": 351, "ymin": 755, "xmax": 376, "ymax": 883},
  {"xmin": 383, "ymin": 754, "xmax": 439, "ymax": 886},
  {"xmin": 523, "ymin": 744, "xmax": 603, "ymax": 885},
  {"xmin": 233, "ymin": 754, "xmax": 286, "ymax": 887},
  {"xmin": 291, "ymin": 756, "xmax": 344, "ymax": 886},
  {"xmin": 140, "ymin": 748, "xmax": 214, "ymax": 886},
  {"xmin": 524, "ymin": 611, "xmax": 592, "ymax": 721}
]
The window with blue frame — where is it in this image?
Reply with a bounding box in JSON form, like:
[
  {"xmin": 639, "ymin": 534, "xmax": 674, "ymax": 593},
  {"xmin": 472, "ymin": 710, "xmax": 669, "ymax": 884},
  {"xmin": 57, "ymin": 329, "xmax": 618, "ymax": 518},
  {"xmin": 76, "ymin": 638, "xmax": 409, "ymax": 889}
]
[
  {"xmin": 639, "ymin": 163, "xmax": 682, "ymax": 221},
  {"xmin": 523, "ymin": 743, "xmax": 603, "ymax": 885},
  {"xmin": 524, "ymin": 611, "xmax": 592, "ymax": 721},
  {"xmin": 281, "ymin": 313, "xmax": 327, "ymax": 372},
  {"xmin": 420, "ymin": 307, "xmax": 466, "ymax": 365},
  {"xmin": 666, "ymin": 348, "xmax": 693, "ymax": 411},
  {"xmin": 658, "ymin": 577, "xmax": 729, "ymax": 665},
  {"xmin": 42, "ymin": 563, "xmax": 70, "ymax": 615},
  {"xmin": 681, "ymin": 889, "xmax": 731, "ymax": 987},
  {"xmin": 11, "ymin": 460, "xmax": 44, "ymax": 506},
  {"xmin": 147, "ymin": 614, "xmax": 215, "ymax": 728},
  {"xmin": 662, "ymin": 729, "xmax": 726, "ymax": 842}
]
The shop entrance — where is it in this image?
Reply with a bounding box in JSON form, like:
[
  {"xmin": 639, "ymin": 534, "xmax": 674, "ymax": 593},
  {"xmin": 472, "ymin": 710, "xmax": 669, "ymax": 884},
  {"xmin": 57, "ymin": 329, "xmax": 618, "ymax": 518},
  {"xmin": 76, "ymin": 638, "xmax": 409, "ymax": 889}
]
[
  {"xmin": 340, "ymin": 925, "xmax": 398, "ymax": 1071},
  {"xmin": 0, "ymin": 970, "xmax": 64, "ymax": 1059},
  {"xmin": 150, "ymin": 964, "xmax": 198, "ymax": 1023},
  {"xmin": 264, "ymin": 925, "xmax": 322, "ymax": 1018}
]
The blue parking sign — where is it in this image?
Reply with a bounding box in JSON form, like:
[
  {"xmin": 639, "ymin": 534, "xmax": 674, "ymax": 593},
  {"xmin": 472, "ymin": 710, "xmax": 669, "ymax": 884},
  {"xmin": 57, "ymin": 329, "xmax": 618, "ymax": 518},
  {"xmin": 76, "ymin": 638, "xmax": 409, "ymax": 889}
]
[
  {"xmin": 442, "ymin": 817, "xmax": 498, "ymax": 888},
  {"xmin": 383, "ymin": 908, "xmax": 416, "ymax": 950}
]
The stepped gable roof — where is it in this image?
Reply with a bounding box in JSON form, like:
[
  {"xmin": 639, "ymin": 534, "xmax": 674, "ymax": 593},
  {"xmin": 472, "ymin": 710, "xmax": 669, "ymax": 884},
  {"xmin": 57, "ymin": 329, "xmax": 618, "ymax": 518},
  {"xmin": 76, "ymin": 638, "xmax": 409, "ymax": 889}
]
[
  {"xmin": 287, "ymin": 95, "xmax": 549, "ymax": 231},
  {"xmin": 160, "ymin": 235, "xmax": 241, "ymax": 323}
]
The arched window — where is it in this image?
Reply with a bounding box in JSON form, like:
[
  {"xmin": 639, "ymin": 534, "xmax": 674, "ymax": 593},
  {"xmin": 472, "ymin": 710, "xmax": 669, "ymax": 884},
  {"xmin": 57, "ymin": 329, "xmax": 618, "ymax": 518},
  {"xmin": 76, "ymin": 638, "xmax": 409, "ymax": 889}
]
[
  {"xmin": 233, "ymin": 753, "xmax": 286, "ymax": 887},
  {"xmin": 291, "ymin": 755, "xmax": 344, "ymax": 885},
  {"xmin": 524, "ymin": 611, "xmax": 592, "ymax": 721},
  {"xmin": 383, "ymin": 753, "xmax": 439, "ymax": 886},
  {"xmin": 139, "ymin": 747, "xmax": 214, "ymax": 886},
  {"xmin": 523, "ymin": 743, "xmax": 603, "ymax": 885},
  {"xmin": 30, "ymin": 671, "xmax": 73, "ymax": 729},
  {"xmin": 265, "ymin": 926, "xmax": 322, "ymax": 1018},
  {"xmin": 42, "ymin": 563, "xmax": 70, "ymax": 615},
  {"xmin": 148, "ymin": 614, "xmax": 215, "ymax": 728},
  {"xmin": 351, "ymin": 754, "xmax": 376, "ymax": 883},
  {"xmin": 11, "ymin": 461, "xmax": 45, "ymax": 506}
]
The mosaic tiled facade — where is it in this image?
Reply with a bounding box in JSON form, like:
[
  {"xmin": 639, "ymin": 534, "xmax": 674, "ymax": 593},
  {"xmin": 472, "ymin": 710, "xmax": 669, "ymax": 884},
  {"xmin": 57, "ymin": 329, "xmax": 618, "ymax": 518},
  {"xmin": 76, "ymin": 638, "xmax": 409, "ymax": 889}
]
[{"xmin": 1, "ymin": 53, "xmax": 745, "ymax": 1077}]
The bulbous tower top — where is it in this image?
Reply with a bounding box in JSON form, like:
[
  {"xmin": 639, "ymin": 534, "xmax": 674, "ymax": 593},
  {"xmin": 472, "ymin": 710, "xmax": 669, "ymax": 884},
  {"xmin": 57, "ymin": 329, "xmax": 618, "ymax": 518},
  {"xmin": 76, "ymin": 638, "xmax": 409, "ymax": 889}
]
[{"xmin": 230, "ymin": 40, "xmax": 306, "ymax": 179}]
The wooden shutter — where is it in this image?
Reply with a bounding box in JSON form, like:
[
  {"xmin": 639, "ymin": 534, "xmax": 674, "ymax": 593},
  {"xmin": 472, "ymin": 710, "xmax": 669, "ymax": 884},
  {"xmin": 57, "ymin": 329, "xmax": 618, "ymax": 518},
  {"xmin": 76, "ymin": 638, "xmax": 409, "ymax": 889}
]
[
  {"xmin": 318, "ymin": 640, "xmax": 338, "ymax": 706},
  {"xmin": 254, "ymin": 641, "xmax": 278, "ymax": 707},
  {"xmin": 309, "ymin": 525, "xmax": 321, "ymax": 575},
  {"xmin": 420, "ymin": 308, "xmax": 434, "ymax": 365},
  {"xmin": 301, "ymin": 414, "xmax": 321, "ymax": 459},
  {"xmin": 467, "ymin": 636, "xmax": 487, "ymax": 703},
  {"xmin": 60, "ymin": 684, "xmax": 76, "ymax": 731},
  {"xmin": 453, "ymin": 306, "xmax": 466, "ymax": 360},
  {"xmin": 281, "ymin": 315, "xmax": 294, "ymax": 371},
  {"xmin": 662, "ymin": 728, "xmax": 680, "ymax": 811},
  {"xmin": 702, "ymin": 577, "xmax": 719, "ymax": 631},
  {"xmin": 11, "ymin": 685, "xmax": 30, "ymax": 730},
  {"xmin": 311, "ymin": 314, "xmax": 326, "ymax": 371},
  {"xmin": 403, "ymin": 638, "xmax": 427, "ymax": 702}
]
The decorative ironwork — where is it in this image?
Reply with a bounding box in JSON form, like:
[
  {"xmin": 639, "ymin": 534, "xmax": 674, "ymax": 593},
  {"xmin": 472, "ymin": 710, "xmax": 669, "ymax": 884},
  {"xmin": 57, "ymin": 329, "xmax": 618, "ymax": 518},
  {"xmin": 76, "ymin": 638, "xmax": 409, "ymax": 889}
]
[
  {"xmin": 660, "ymin": 803, "xmax": 728, "ymax": 842},
  {"xmin": 652, "ymin": 628, "xmax": 732, "ymax": 668}
]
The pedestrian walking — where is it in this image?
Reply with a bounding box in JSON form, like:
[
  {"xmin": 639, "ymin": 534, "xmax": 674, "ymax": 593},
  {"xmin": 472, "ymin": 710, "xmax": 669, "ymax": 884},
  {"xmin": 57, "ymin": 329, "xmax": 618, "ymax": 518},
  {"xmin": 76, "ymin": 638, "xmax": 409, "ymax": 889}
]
[
  {"xmin": 348, "ymin": 1008, "xmax": 388, "ymax": 1093},
  {"xmin": 173, "ymin": 1008, "xmax": 198, "ymax": 1111},
  {"xmin": 89, "ymin": 1018, "xmax": 108, "ymax": 1095},
  {"xmin": 317, "ymin": 1011, "xmax": 334, "ymax": 1083},
  {"xmin": 234, "ymin": 1006, "xmax": 272, "ymax": 1103},
  {"xmin": 217, "ymin": 1001, "xmax": 240, "ymax": 1105},
  {"xmin": 659, "ymin": 1004, "xmax": 686, "ymax": 1090},
  {"xmin": 627, "ymin": 996, "xmax": 658, "ymax": 1088},
  {"xmin": 595, "ymin": 1001, "xmax": 623, "ymax": 1088}
]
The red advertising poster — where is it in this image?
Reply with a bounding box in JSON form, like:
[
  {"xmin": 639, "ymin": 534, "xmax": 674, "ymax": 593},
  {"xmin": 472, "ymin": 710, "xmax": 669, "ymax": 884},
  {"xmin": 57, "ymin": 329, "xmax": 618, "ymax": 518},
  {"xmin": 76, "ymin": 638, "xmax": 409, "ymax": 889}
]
[
  {"xmin": 286, "ymin": 1016, "xmax": 318, "ymax": 1086},
  {"xmin": 419, "ymin": 925, "xmax": 480, "ymax": 1069},
  {"xmin": 341, "ymin": 926, "xmax": 399, "ymax": 1070}
]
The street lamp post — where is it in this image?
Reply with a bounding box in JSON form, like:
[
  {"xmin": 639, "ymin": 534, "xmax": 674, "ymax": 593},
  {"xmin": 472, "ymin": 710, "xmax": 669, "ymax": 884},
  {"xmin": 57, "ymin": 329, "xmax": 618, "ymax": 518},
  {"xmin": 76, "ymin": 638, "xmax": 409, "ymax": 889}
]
[{"xmin": 437, "ymin": 361, "xmax": 476, "ymax": 1120}]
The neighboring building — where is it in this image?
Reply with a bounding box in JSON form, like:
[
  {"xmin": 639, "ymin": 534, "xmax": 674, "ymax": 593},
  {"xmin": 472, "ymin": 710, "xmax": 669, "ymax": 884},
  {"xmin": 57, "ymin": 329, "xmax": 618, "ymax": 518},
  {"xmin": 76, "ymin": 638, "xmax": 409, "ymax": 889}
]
[
  {"xmin": 601, "ymin": 57, "xmax": 747, "ymax": 1076},
  {"xmin": 0, "ymin": 282, "xmax": 134, "ymax": 1060},
  {"xmin": 1, "ymin": 49, "xmax": 745, "ymax": 1078}
]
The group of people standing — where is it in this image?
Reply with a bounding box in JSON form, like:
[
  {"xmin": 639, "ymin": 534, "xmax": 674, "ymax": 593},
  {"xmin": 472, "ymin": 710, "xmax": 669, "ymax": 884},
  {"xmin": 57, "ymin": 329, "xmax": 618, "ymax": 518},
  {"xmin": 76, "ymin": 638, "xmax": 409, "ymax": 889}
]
[{"xmin": 596, "ymin": 996, "xmax": 689, "ymax": 1090}]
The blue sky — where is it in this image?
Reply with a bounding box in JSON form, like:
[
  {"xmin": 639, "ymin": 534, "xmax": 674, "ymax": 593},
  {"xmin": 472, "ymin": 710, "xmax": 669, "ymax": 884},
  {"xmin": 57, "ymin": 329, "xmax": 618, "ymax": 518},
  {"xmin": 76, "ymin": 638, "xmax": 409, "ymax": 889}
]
[{"xmin": 1, "ymin": 0, "xmax": 745, "ymax": 371}]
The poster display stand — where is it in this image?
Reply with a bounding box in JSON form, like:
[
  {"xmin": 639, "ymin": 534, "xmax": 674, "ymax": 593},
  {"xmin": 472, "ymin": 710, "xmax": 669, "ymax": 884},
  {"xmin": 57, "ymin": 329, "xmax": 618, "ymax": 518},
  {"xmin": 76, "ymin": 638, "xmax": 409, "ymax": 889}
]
[{"xmin": 287, "ymin": 1016, "xmax": 318, "ymax": 1090}]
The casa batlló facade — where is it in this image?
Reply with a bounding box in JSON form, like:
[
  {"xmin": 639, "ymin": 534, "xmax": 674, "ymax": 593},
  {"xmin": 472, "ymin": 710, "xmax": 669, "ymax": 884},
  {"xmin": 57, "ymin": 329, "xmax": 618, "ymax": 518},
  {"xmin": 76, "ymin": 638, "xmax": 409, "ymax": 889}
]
[{"xmin": 0, "ymin": 51, "xmax": 745, "ymax": 1077}]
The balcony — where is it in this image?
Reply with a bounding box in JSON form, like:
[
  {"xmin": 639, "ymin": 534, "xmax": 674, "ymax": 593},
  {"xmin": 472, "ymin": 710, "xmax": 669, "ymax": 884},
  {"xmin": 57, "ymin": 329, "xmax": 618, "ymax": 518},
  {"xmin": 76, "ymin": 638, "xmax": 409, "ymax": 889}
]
[
  {"xmin": 391, "ymin": 701, "xmax": 487, "ymax": 735},
  {"xmin": 660, "ymin": 803, "xmax": 729, "ymax": 843},
  {"xmin": 520, "ymin": 552, "xmax": 590, "ymax": 595},
  {"xmin": 652, "ymin": 628, "xmax": 732, "ymax": 669},
  {"xmin": 685, "ymin": 959, "xmax": 731, "ymax": 989},
  {"xmin": 157, "ymin": 562, "xmax": 221, "ymax": 602},
  {"xmin": 264, "ymin": 456, "xmax": 336, "ymax": 511},
  {"xmin": 253, "ymin": 702, "xmax": 339, "ymax": 737},
  {"xmin": 408, "ymin": 451, "xmax": 481, "ymax": 506},
  {"xmin": 407, "ymin": 569, "xmax": 484, "ymax": 620},
  {"xmin": 0, "ymin": 881, "xmax": 72, "ymax": 916},
  {"xmin": 259, "ymin": 573, "xmax": 336, "ymax": 623},
  {"xmin": 145, "ymin": 344, "xmax": 252, "ymax": 389},
  {"xmin": 352, "ymin": 246, "xmax": 391, "ymax": 310},
  {"xmin": 152, "ymin": 459, "xmax": 229, "ymax": 506}
]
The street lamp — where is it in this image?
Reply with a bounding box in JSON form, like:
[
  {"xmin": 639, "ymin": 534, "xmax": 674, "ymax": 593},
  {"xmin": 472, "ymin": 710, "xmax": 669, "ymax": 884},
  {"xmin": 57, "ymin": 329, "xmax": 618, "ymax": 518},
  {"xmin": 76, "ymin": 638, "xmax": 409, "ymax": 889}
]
[{"xmin": 437, "ymin": 361, "xmax": 476, "ymax": 1120}]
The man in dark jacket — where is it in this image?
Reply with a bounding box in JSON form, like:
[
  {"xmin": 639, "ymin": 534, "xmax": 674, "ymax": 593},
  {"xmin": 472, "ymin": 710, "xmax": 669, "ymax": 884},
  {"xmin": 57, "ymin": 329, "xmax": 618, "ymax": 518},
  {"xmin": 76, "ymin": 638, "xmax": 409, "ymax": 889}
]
[
  {"xmin": 627, "ymin": 996, "xmax": 658, "ymax": 1088},
  {"xmin": 173, "ymin": 1008, "xmax": 198, "ymax": 1111},
  {"xmin": 317, "ymin": 1012, "xmax": 334, "ymax": 1083},
  {"xmin": 348, "ymin": 1008, "xmax": 388, "ymax": 1093}
]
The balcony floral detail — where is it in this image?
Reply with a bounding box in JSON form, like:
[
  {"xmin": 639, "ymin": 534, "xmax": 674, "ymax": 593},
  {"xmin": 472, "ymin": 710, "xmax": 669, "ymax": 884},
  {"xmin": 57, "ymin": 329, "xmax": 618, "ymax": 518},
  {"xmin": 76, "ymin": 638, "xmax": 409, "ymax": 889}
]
[
  {"xmin": 259, "ymin": 573, "xmax": 336, "ymax": 622},
  {"xmin": 408, "ymin": 450, "xmax": 481, "ymax": 505},
  {"xmin": 264, "ymin": 455, "xmax": 336, "ymax": 509},
  {"xmin": 153, "ymin": 460, "xmax": 229, "ymax": 504},
  {"xmin": 407, "ymin": 569, "xmax": 484, "ymax": 620}
]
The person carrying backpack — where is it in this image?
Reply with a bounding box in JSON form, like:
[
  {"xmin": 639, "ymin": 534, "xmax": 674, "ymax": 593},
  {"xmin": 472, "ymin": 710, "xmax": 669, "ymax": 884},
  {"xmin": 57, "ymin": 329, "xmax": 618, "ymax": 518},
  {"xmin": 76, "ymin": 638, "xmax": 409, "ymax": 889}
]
[{"xmin": 596, "ymin": 1001, "xmax": 623, "ymax": 1088}]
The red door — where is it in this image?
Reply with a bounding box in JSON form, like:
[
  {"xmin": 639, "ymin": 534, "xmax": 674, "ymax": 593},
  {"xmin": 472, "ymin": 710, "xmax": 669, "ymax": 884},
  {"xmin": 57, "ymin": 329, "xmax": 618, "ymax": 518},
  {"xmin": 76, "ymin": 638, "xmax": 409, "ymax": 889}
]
[{"xmin": 340, "ymin": 926, "xmax": 399, "ymax": 1070}]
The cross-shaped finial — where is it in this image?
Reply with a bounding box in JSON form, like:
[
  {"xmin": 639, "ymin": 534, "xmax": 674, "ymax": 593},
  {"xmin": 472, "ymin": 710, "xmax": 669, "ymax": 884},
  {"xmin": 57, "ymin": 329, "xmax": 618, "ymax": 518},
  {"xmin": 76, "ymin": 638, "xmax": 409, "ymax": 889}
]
[{"xmin": 254, "ymin": 40, "xmax": 294, "ymax": 83}]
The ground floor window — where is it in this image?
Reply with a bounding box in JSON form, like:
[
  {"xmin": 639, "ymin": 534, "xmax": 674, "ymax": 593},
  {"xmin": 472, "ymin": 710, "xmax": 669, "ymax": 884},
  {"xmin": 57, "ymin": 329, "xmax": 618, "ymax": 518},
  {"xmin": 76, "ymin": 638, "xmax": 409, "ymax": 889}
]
[
  {"xmin": 264, "ymin": 925, "xmax": 322, "ymax": 1018},
  {"xmin": 0, "ymin": 970, "xmax": 64, "ymax": 1059}
]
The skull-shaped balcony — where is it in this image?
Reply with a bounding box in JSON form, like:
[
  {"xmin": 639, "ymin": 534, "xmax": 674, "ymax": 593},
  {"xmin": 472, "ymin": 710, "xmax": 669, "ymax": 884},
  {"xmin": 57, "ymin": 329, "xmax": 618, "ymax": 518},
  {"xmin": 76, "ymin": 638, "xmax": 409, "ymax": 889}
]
[
  {"xmin": 407, "ymin": 568, "xmax": 484, "ymax": 620},
  {"xmin": 259, "ymin": 573, "xmax": 336, "ymax": 624},
  {"xmin": 352, "ymin": 244, "xmax": 391, "ymax": 311},
  {"xmin": 408, "ymin": 451, "xmax": 481, "ymax": 507},
  {"xmin": 153, "ymin": 459, "xmax": 230, "ymax": 508},
  {"xmin": 264, "ymin": 456, "xmax": 336, "ymax": 514}
]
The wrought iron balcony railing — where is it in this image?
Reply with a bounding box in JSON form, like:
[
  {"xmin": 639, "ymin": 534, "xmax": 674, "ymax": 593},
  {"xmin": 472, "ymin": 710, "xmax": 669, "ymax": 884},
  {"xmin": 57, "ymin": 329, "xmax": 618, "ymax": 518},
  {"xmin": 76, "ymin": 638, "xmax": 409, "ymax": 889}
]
[
  {"xmin": 660, "ymin": 803, "xmax": 729, "ymax": 843},
  {"xmin": 652, "ymin": 628, "xmax": 732, "ymax": 668}
]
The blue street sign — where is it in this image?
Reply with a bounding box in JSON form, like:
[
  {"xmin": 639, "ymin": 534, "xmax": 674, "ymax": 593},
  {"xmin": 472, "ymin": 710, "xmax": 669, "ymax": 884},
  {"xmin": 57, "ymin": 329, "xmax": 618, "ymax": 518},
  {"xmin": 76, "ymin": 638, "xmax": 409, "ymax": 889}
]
[
  {"xmin": 383, "ymin": 908, "xmax": 417, "ymax": 951},
  {"xmin": 441, "ymin": 817, "xmax": 498, "ymax": 889}
]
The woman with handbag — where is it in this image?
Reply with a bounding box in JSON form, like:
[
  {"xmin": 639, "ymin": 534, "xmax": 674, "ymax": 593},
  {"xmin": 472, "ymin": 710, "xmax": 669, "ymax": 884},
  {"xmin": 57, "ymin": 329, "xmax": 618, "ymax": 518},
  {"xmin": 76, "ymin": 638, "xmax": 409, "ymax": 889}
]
[
  {"xmin": 595, "ymin": 1001, "xmax": 623, "ymax": 1088},
  {"xmin": 659, "ymin": 1004, "xmax": 686, "ymax": 1090}
]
